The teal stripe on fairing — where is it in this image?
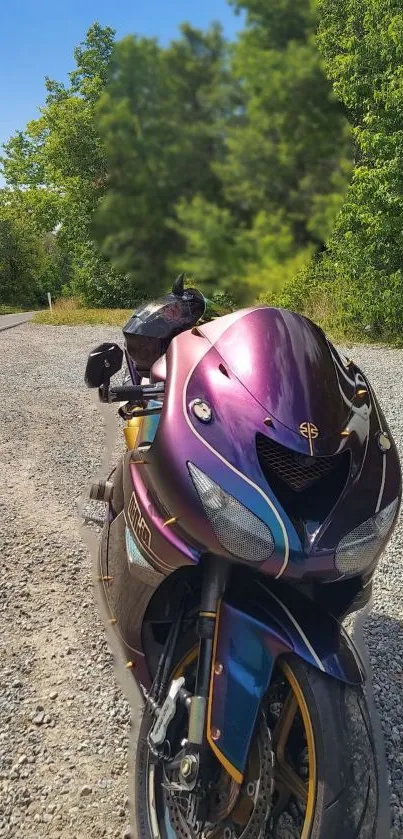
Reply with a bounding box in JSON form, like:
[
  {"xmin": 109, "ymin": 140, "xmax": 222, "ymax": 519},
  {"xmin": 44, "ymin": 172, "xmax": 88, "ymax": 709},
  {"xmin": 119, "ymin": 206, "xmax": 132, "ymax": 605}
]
[{"xmin": 125, "ymin": 526, "xmax": 150, "ymax": 569}]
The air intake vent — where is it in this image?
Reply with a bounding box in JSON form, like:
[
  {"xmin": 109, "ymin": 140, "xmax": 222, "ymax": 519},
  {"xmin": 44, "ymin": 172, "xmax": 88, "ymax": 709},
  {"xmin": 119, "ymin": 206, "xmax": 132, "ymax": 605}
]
[
  {"xmin": 256, "ymin": 433, "xmax": 351, "ymax": 530},
  {"xmin": 256, "ymin": 434, "xmax": 336, "ymax": 492}
]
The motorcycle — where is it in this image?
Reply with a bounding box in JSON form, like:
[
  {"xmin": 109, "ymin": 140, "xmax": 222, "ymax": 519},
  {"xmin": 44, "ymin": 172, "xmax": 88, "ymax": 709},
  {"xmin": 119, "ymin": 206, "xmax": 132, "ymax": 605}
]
[{"xmin": 85, "ymin": 275, "xmax": 401, "ymax": 839}]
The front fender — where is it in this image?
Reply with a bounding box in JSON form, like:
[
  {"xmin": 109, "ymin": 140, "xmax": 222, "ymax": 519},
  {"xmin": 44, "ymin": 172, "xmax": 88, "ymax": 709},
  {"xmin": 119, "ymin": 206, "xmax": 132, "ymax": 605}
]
[{"xmin": 207, "ymin": 580, "xmax": 365, "ymax": 784}]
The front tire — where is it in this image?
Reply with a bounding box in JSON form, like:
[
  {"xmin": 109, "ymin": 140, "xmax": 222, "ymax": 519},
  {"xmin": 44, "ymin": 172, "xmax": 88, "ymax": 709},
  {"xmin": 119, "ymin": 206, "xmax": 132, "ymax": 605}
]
[
  {"xmin": 135, "ymin": 652, "xmax": 378, "ymax": 839},
  {"xmin": 270, "ymin": 657, "xmax": 378, "ymax": 839}
]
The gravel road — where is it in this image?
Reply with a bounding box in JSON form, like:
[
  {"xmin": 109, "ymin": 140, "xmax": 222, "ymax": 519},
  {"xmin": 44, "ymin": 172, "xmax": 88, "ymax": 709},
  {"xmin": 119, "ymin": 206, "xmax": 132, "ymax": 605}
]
[{"xmin": 0, "ymin": 324, "xmax": 402, "ymax": 838}]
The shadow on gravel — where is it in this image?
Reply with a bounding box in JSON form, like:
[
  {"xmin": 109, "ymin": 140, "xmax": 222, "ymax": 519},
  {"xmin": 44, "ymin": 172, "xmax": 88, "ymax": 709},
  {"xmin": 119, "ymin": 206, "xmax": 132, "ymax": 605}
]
[{"xmin": 353, "ymin": 610, "xmax": 403, "ymax": 839}]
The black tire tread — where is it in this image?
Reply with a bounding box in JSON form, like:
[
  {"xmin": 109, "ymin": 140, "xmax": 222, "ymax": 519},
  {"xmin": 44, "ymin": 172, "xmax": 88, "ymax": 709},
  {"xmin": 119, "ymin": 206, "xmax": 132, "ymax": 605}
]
[{"xmin": 285, "ymin": 658, "xmax": 378, "ymax": 839}]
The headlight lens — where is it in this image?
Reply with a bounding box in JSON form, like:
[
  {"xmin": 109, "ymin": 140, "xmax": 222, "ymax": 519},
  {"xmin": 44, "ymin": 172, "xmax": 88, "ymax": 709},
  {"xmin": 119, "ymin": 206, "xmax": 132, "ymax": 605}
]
[
  {"xmin": 335, "ymin": 498, "xmax": 399, "ymax": 575},
  {"xmin": 188, "ymin": 462, "xmax": 275, "ymax": 562}
]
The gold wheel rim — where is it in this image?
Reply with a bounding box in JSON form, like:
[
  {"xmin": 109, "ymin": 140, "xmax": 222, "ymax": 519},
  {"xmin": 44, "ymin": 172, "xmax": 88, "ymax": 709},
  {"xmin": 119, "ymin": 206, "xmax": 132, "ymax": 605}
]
[
  {"xmin": 173, "ymin": 649, "xmax": 316, "ymax": 838},
  {"xmin": 275, "ymin": 660, "xmax": 316, "ymax": 839},
  {"xmin": 173, "ymin": 643, "xmax": 200, "ymax": 678}
]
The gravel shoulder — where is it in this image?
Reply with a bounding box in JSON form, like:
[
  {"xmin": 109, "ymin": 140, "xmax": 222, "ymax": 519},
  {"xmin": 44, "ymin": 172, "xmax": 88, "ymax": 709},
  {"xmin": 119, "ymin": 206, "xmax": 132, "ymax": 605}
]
[
  {"xmin": 0, "ymin": 325, "xmax": 402, "ymax": 838},
  {"xmin": 0, "ymin": 324, "xmax": 134, "ymax": 839}
]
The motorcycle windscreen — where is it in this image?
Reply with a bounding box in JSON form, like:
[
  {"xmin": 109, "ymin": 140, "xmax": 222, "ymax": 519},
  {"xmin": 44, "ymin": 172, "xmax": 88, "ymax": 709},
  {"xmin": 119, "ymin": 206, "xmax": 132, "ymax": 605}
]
[
  {"xmin": 123, "ymin": 289, "xmax": 206, "ymax": 370},
  {"xmin": 201, "ymin": 307, "xmax": 350, "ymax": 438}
]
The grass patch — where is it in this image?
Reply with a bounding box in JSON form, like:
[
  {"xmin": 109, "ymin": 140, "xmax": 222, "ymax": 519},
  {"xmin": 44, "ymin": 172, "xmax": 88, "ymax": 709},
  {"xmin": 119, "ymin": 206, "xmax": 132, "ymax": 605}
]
[
  {"xmin": 33, "ymin": 298, "xmax": 132, "ymax": 326},
  {"xmin": 0, "ymin": 304, "xmax": 34, "ymax": 315}
]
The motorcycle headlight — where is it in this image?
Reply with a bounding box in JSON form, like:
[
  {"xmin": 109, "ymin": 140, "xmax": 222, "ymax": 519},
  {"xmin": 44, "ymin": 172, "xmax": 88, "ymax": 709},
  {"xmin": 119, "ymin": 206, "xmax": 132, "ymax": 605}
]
[
  {"xmin": 188, "ymin": 462, "xmax": 275, "ymax": 562},
  {"xmin": 335, "ymin": 498, "xmax": 399, "ymax": 575}
]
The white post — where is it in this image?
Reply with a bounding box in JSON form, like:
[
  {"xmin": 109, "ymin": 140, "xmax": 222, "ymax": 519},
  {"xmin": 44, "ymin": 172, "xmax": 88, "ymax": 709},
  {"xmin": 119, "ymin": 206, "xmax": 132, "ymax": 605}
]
[{"xmin": 47, "ymin": 292, "xmax": 53, "ymax": 312}]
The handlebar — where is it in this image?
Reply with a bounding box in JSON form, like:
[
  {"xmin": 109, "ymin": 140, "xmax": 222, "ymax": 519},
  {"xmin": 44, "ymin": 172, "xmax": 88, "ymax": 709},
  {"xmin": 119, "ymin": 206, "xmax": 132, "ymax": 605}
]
[{"xmin": 99, "ymin": 381, "xmax": 165, "ymax": 404}]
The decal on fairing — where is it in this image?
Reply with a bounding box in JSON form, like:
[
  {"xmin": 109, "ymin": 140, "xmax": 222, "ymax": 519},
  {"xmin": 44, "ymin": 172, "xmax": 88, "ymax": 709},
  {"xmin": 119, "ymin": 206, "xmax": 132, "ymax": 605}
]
[{"xmin": 128, "ymin": 492, "xmax": 151, "ymax": 550}]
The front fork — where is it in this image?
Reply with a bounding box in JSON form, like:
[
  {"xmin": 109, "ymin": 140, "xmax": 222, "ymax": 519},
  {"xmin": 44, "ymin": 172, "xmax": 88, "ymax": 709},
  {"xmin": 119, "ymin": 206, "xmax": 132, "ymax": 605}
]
[
  {"xmin": 187, "ymin": 557, "xmax": 229, "ymax": 754},
  {"xmin": 148, "ymin": 557, "xmax": 229, "ymax": 787}
]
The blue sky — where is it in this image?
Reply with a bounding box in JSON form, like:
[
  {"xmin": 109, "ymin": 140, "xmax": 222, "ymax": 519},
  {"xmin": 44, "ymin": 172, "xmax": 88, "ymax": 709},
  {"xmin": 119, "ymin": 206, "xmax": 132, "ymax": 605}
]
[{"xmin": 0, "ymin": 0, "xmax": 243, "ymax": 179}]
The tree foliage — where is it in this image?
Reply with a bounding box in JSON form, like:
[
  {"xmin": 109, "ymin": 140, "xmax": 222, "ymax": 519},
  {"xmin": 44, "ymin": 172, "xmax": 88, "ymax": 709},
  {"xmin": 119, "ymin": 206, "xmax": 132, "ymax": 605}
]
[
  {"xmin": 221, "ymin": 0, "xmax": 352, "ymax": 244},
  {"xmin": 172, "ymin": 0, "xmax": 351, "ymax": 298},
  {"xmin": 277, "ymin": 0, "xmax": 403, "ymax": 339},
  {"xmin": 0, "ymin": 201, "xmax": 60, "ymax": 306},
  {"xmin": 1, "ymin": 24, "xmax": 120, "ymax": 306},
  {"xmin": 2, "ymin": 3, "xmax": 402, "ymax": 340},
  {"xmin": 94, "ymin": 24, "xmax": 236, "ymax": 298}
]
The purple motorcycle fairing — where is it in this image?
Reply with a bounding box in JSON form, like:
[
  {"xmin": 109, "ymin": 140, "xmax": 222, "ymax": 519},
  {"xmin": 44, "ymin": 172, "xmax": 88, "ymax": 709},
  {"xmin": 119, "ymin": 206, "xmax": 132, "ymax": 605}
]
[
  {"xmin": 129, "ymin": 307, "xmax": 400, "ymax": 584},
  {"xmin": 200, "ymin": 307, "xmax": 350, "ymax": 437},
  {"xmin": 209, "ymin": 573, "xmax": 365, "ymax": 779}
]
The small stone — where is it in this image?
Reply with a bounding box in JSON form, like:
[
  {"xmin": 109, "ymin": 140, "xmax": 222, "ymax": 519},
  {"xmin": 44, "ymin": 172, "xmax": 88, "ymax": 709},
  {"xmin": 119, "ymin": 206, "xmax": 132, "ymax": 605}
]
[
  {"xmin": 18, "ymin": 755, "xmax": 28, "ymax": 765},
  {"xmin": 49, "ymin": 691, "xmax": 58, "ymax": 700},
  {"xmin": 80, "ymin": 785, "xmax": 92, "ymax": 797},
  {"xmin": 33, "ymin": 711, "xmax": 45, "ymax": 726}
]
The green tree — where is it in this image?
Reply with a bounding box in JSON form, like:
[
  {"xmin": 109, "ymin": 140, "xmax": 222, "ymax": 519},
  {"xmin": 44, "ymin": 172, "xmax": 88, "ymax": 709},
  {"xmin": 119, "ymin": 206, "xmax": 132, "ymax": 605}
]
[
  {"xmin": 169, "ymin": 196, "xmax": 249, "ymax": 299},
  {"xmin": 174, "ymin": 0, "xmax": 351, "ymax": 302},
  {"xmin": 221, "ymin": 0, "xmax": 352, "ymax": 248},
  {"xmin": 279, "ymin": 1, "xmax": 403, "ymax": 339},
  {"xmin": 1, "ymin": 24, "xmax": 122, "ymax": 306},
  {"xmin": 6, "ymin": 6, "xmax": 398, "ymax": 330},
  {"xmin": 312, "ymin": 0, "xmax": 403, "ymax": 337},
  {"xmin": 94, "ymin": 24, "xmax": 236, "ymax": 298},
  {"xmin": 0, "ymin": 204, "xmax": 56, "ymax": 306},
  {"xmin": 94, "ymin": 35, "xmax": 172, "ymax": 299},
  {"xmin": 171, "ymin": 196, "xmax": 312, "ymax": 301}
]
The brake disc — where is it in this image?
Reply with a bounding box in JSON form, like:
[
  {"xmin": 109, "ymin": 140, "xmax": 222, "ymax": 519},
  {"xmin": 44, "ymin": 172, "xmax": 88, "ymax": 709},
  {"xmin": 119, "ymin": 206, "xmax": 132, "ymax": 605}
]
[{"xmin": 165, "ymin": 714, "xmax": 274, "ymax": 839}]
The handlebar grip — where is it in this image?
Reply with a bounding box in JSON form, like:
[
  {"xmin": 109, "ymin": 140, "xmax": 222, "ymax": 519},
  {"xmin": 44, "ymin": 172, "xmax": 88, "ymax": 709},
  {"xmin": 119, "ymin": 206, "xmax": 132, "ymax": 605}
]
[
  {"xmin": 101, "ymin": 382, "xmax": 165, "ymax": 403},
  {"xmin": 108, "ymin": 385, "xmax": 145, "ymax": 402}
]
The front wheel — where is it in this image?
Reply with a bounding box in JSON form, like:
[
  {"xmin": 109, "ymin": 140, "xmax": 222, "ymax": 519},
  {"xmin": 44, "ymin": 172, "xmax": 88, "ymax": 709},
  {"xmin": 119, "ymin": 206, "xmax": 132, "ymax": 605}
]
[{"xmin": 135, "ymin": 651, "xmax": 378, "ymax": 839}]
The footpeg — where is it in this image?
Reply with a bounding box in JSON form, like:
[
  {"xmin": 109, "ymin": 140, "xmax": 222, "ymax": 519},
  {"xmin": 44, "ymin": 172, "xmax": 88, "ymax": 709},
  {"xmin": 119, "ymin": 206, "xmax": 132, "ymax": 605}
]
[
  {"xmin": 89, "ymin": 479, "xmax": 114, "ymax": 502},
  {"xmin": 149, "ymin": 677, "xmax": 185, "ymax": 747},
  {"xmin": 84, "ymin": 512, "xmax": 106, "ymax": 526}
]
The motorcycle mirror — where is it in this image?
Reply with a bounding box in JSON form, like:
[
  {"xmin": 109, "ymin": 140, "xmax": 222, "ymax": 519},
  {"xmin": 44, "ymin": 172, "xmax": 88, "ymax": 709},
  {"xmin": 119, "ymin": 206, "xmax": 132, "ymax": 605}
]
[{"xmin": 84, "ymin": 342, "xmax": 123, "ymax": 388}]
